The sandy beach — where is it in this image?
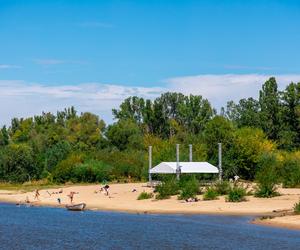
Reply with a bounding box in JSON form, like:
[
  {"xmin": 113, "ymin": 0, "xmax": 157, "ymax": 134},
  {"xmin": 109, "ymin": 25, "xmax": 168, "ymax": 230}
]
[{"xmin": 1, "ymin": 183, "xmax": 300, "ymax": 229}]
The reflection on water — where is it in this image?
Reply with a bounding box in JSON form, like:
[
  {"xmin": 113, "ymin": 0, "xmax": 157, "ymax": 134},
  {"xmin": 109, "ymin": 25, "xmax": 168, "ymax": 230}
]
[{"xmin": 0, "ymin": 203, "xmax": 299, "ymax": 250}]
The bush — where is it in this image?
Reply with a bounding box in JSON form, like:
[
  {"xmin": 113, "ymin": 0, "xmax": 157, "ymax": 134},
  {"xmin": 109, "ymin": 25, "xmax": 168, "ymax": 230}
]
[
  {"xmin": 281, "ymin": 157, "xmax": 300, "ymax": 188},
  {"xmin": 203, "ymin": 187, "xmax": 219, "ymax": 200},
  {"xmin": 226, "ymin": 185, "xmax": 247, "ymax": 202},
  {"xmin": 137, "ymin": 191, "xmax": 153, "ymax": 200},
  {"xmin": 178, "ymin": 177, "xmax": 200, "ymax": 200},
  {"xmin": 155, "ymin": 178, "xmax": 179, "ymax": 200},
  {"xmin": 73, "ymin": 160, "xmax": 112, "ymax": 183},
  {"xmin": 294, "ymin": 200, "xmax": 300, "ymax": 214},
  {"xmin": 52, "ymin": 154, "xmax": 84, "ymax": 183},
  {"xmin": 254, "ymin": 154, "xmax": 279, "ymax": 198},
  {"xmin": 214, "ymin": 181, "xmax": 231, "ymax": 195}
]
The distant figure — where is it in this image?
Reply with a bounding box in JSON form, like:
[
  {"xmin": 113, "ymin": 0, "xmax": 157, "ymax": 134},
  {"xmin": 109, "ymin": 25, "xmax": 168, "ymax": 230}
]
[
  {"xmin": 34, "ymin": 189, "xmax": 40, "ymax": 200},
  {"xmin": 25, "ymin": 196, "xmax": 30, "ymax": 203},
  {"xmin": 132, "ymin": 189, "xmax": 137, "ymax": 192},
  {"xmin": 68, "ymin": 192, "xmax": 75, "ymax": 203},
  {"xmin": 103, "ymin": 185, "xmax": 110, "ymax": 196},
  {"xmin": 57, "ymin": 198, "xmax": 61, "ymax": 204},
  {"xmin": 234, "ymin": 175, "xmax": 240, "ymax": 182}
]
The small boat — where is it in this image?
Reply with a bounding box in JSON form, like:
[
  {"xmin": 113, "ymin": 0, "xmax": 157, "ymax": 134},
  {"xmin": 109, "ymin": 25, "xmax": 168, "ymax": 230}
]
[{"xmin": 66, "ymin": 203, "xmax": 86, "ymax": 211}]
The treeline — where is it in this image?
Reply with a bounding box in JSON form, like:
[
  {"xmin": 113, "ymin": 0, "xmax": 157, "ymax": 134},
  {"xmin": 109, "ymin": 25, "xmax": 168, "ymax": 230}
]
[{"xmin": 0, "ymin": 77, "xmax": 299, "ymax": 185}]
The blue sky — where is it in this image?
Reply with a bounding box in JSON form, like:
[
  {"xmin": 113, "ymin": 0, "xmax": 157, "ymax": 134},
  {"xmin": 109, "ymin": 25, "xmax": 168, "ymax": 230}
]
[{"xmin": 1, "ymin": 0, "xmax": 300, "ymax": 124}]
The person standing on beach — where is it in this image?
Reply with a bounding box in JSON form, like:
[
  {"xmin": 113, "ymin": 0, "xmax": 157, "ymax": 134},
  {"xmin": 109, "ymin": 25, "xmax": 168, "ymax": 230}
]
[
  {"xmin": 34, "ymin": 189, "xmax": 40, "ymax": 200},
  {"xmin": 68, "ymin": 192, "xmax": 75, "ymax": 203}
]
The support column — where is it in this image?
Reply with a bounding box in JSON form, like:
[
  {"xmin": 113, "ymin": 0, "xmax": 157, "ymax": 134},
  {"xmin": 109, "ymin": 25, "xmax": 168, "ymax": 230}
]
[
  {"xmin": 149, "ymin": 146, "xmax": 152, "ymax": 183},
  {"xmin": 189, "ymin": 144, "xmax": 193, "ymax": 162},
  {"xmin": 218, "ymin": 143, "xmax": 222, "ymax": 181},
  {"xmin": 176, "ymin": 144, "xmax": 180, "ymax": 180}
]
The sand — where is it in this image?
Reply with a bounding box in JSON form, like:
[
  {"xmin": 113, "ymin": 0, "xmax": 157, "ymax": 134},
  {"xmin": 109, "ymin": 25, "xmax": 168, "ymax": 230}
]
[{"xmin": 1, "ymin": 183, "xmax": 300, "ymax": 229}]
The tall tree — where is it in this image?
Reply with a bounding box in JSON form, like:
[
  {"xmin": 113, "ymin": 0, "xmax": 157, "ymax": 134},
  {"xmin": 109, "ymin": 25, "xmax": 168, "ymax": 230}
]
[{"xmin": 259, "ymin": 77, "xmax": 281, "ymax": 140}]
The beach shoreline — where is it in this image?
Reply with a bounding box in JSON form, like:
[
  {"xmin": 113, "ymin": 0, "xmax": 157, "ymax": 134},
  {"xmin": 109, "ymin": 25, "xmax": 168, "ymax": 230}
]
[{"xmin": 1, "ymin": 182, "xmax": 300, "ymax": 230}]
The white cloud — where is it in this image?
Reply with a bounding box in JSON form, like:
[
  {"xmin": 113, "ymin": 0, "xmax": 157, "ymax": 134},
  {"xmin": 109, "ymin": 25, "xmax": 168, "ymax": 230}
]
[
  {"xmin": 34, "ymin": 59, "xmax": 87, "ymax": 66},
  {"xmin": 1, "ymin": 74, "xmax": 300, "ymax": 127},
  {"xmin": 0, "ymin": 64, "xmax": 21, "ymax": 69},
  {"xmin": 166, "ymin": 74, "xmax": 300, "ymax": 110},
  {"xmin": 0, "ymin": 80, "xmax": 165, "ymax": 126}
]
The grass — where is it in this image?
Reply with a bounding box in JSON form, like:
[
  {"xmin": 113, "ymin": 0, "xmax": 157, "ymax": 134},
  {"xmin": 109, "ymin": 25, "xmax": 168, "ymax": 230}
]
[
  {"xmin": 0, "ymin": 179, "xmax": 83, "ymax": 192},
  {"xmin": 203, "ymin": 187, "xmax": 219, "ymax": 200},
  {"xmin": 214, "ymin": 181, "xmax": 231, "ymax": 195},
  {"xmin": 137, "ymin": 191, "xmax": 153, "ymax": 200},
  {"xmin": 294, "ymin": 200, "xmax": 300, "ymax": 214},
  {"xmin": 226, "ymin": 185, "xmax": 247, "ymax": 202}
]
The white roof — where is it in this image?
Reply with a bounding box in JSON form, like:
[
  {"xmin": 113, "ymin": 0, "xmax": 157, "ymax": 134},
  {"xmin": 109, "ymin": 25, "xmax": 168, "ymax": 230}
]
[{"xmin": 150, "ymin": 162, "xmax": 219, "ymax": 174}]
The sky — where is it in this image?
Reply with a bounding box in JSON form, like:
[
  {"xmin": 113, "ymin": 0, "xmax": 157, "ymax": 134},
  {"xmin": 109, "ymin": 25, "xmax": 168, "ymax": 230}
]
[{"xmin": 1, "ymin": 0, "xmax": 300, "ymax": 125}]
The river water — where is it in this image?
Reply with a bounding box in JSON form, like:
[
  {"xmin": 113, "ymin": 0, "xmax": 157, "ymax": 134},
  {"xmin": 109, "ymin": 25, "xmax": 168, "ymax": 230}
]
[{"xmin": 0, "ymin": 203, "xmax": 299, "ymax": 250}]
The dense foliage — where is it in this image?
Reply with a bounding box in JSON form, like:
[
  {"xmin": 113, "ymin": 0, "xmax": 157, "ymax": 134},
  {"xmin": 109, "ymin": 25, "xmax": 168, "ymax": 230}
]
[{"xmin": 0, "ymin": 77, "xmax": 299, "ymax": 185}]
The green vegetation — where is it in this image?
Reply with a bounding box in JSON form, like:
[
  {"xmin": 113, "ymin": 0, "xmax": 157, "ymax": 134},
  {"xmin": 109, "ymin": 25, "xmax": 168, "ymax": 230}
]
[
  {"xmin": 226, "ymin": 185, "xmax": 247, "ymax": 202},
  {"xmin": 203, "ymin": 187, "xmax": 219, "ymax": 200},
  {"xmin": 214, "ymin": 181, "xmax": 231, "ymax": 195},
  {"xmin": 294, "ymin": 200, "xmax": 300, "ymax": 214},
  {"xmin": 254, "ymin": 154, "xmax": 280, "ymax": 198},
  {"xmin": 178, "ymin": 177, "xmax": 200, "ymax": 200},
  {"xmin": 0, "ymin": 78, "xmax": 299, "ymax": 190},
  {"xmin": 155, "ymin": 178, "xmax": 179, "ymax": 200},
  {"xmin": 137, "ymin": 191, "xmax": 153, "ymax": 200}
]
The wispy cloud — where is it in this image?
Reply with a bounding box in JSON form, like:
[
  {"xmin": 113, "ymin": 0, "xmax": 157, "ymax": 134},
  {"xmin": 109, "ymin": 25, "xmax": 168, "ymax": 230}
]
[
  {"xmin": 0, "ymin": 80, "xmax": 164, "ymax": 125},
  {"xmin": 34, "ymin": 59, "xmax": 88, "ymax": 66},
  {"xmin": 166, "ymin": 74, "xmax": 300, "ymax": 110},
  {"xmin": 0, "ymin": 64, "xmax": 21, "ymax": 69},
  {"xmin": 1, "ymin": 74, "xmax": 300, "ymax": 126},
  {"xmin": 78, "ymin": 21, "xmax": 114, "ymax": 28},
  {"xmin": 224, "ymin": 65, "xmax": 277, "ymax": 71}
]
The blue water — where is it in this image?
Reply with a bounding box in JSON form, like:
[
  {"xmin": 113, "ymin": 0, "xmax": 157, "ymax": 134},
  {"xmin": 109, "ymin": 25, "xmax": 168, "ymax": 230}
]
[{"xmin": 0, "ymin": 203, "xmax": 300, "ymax": 250}]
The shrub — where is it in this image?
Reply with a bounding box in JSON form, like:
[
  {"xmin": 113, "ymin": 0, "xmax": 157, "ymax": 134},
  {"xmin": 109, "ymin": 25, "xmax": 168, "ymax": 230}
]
[
  {"xmin": 214, "ymin": 181, "xmax": 231, "ymax": 195},
  {"xmin": 137, "ymin": 191, "xmax": 153, "ymax": 200},
  {"xmin": 226, "ymin": 185, "xmax": 247, "ymax": 202},
  {"xmin": 73, "ymin": 160, "xmax": 112, "ymax": 183},
  {"xmin": 294, "ymin": 200, "xmax": 300, "ymax": 214},
  {"xmin": 203, "ymin": 187, "xmax": 219, "ymax": 200},
  {"xmin": 254, "ymin": 154, "xmax": 279, "ymax": 198},
  {"xmin": 178, "ymin": 177, "xmax": 200, "ymax": 200},
  {"xmin": 155, "ymin": 178, "xmax": 179, "ymax": 200},
  {"xmin": 281, "ymin": 157, "xmax": 300, "ymax": 188},
  {"xmin": 52, "ymin": 154, "xmax": 83, "ymax": 183}
]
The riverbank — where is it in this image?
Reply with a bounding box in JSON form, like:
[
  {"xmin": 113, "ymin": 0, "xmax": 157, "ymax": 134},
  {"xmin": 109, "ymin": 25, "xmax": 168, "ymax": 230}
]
[{"xmin": 1, "ymin": 182, "xmax": 300, "ymax": 225}]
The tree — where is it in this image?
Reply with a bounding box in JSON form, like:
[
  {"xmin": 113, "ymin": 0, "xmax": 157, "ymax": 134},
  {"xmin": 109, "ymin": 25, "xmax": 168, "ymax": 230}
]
[
  {"xmin": 106, "ymin": 119, "xmax": 143, "ymax": 151},
  {"xmin": 225, "ymin": 98, "xmax": 261, "ymax": 128},
  {"xmin": 280, "ymin": 82, "xmax": 300, "ymax": 149},
  {"xmin": 0, "ymin": 126, "xmax": 9, "ymax": 146},
  {"xmin": 259, "ymin": 77, "xmax": 281, "ymax": 140}
]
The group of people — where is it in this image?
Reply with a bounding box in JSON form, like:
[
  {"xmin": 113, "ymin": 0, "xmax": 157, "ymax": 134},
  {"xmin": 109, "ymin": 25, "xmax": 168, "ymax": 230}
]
[{"xmin": 27, "ymin": 183, "xmax": 111, "ymax": 205}]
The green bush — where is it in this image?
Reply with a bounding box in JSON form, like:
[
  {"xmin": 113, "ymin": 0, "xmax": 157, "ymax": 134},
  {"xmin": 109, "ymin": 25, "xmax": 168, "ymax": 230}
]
[
  {"xmin": 203, "ymin": 187, "xmax": 219, "ymax": 200},
  {"xmin": 52, "ymin": 154, "xmax": 84, "ymax": 183},
  {"xmin": 178, "ymin": 177, "xmax": 200, "ymax": 200},
  {"xmin": 226, "ymin": 185, "xmax": 247, "ymax": 202},
  {"xmin": 294, "ymin": 200, "xmax": 300, "ymax": 214},
  {"xmin": 254, "ymin": 154, "xmax": 279, "ymax": 198},
  {"xmin": 137, "ymin": 191, "xmax": 153, "ymax": 200},
  {"xmin": 214, "ymin": 181, "xmax": 231, "ymax": 195},
  {"xmin": 155, "ymin": 178, "xmax": 179, "ymax": 200},
  {"xmin": 73, "ymin": 160, "xmax": 112, "ymax": 183},
  {"xmin": 281, "ymin": 158, "xmax": 300, "ymax": 188}
]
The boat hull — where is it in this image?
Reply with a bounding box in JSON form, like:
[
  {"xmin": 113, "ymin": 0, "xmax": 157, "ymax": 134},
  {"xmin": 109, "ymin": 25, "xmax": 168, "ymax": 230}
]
[{"xmin": 66, "ymin": 203, "xmax": 86, "ymax": 211}]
